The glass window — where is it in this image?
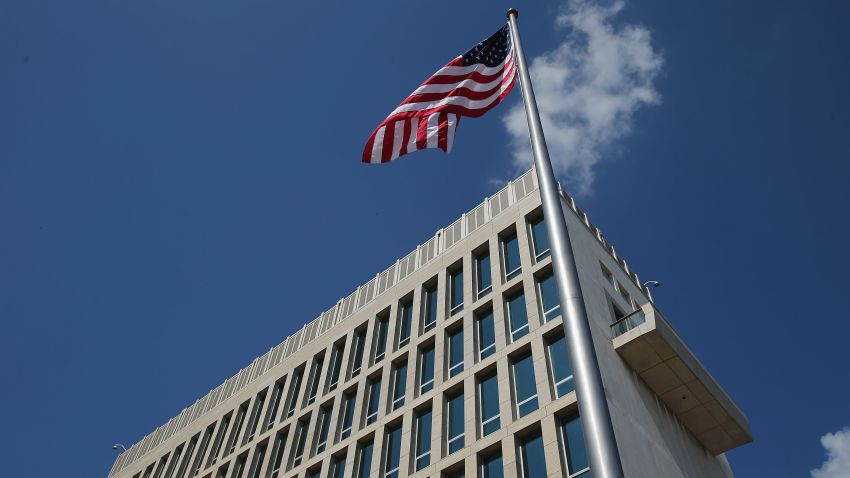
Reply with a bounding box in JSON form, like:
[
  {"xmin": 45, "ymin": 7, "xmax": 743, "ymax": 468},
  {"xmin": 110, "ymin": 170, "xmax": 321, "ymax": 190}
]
[
  {"xmin": 518, "ymin": 432, "xmax": 548, "ymax": 478},
  {"xmin": 354, "ymin": 441, "xmax": 374, "ymax": 478},
  {"xmin": 315, "ymin": 406, "xmax": 332, "ymax": 454},
  {"xmin": 267, "ymin": 431, "xmax": 287, "ymax": 478},
  {"xmin": 244, "ymin": 391, "xmax": 265, "ymax": 444},
  {"xmin": 481, "ymin": 453, "xmax": 504, "ymax": 478},
  {"xmin": 245, "ymin": 443, "xmax": 265, "ymax": 478},
  {"xmin": 305, "ymin": 356, "xmax": 324, "ymax": 406},
  {"xmin": 191, "ymin": 426, "xmax": 213, "ymax": 476},
  {"xmin": 447, "ymin": 328, "xmax": 464, "ymax": 378},
  {"xmin": 415, "ymin": 409, "xmax": 432, "ymax": 470},
  {"xmin": 207, "ymin": 415, "xmax": 230, "ymax": 467},
  {"xmin": 529, "ymin": 216, "xmax": 551, "ymax": 261},
  {"xmin": 174, "ymin": 435, "xmax": 196, "ymax": 478},
  {"xmin": 397, "ymin": 302, "xmax": 413, "ymax": 348},
  {"xmin": 230, "ymin": 455, "xmax": 246, "ymax": 478},
  {"xmin": 326, "ymin": 342, "xmax": 345, "ymax": 392},
  {"xmin": 419, "ymin": 345, "xmax": 435, "ymax": 394},
  {"xmin": 561, "ymin": 415, "xmax": 591, "ymax": 477},
  {"xmin": 374, "ymin": 316, "xmax": 389, "ymax": 362},
  {"xmin": 350, "ymin": 329, "xmax": 366, "ymax": 378},
  {"xmin": 332, "ymin": 456, "xmax": 346, "ymax": 478},
  {"xmin": 285, "ymin": 370, "xmax": 303, "ymax": 419},
  {"xmin": 422, "ymin": 285, "xmax": 438, "ymax": 332},
  {"xmin": 384, "ymin": 425, "xmax": 402, "ymax": 478},
  {"xmin": 547, "ymin": 336, "xmax": 575, "ymax": 398},
  {"xmin": 264, "ymin": 378, "xmax": 285, "ymax": 431},
  {"xmin": 214, "ymin": 465, "xmax": 228, "ymax": 478},
  {"xmin": 290, "ymin": 420, "xmax": 308, "ymax": 469},
  {"xmin": 447, "ymin": 392, "xmax": 465, "ymax": 454},
  {"xmin": 503, "ymin": 234, "xmax": 522, "ymax": 280},
  {"xmin": 391, "ymin": 362, "xmax": 407, "ymax": 410},
  {"xmin": 537, "ymin": 272, "xmax": 561, "ymax": 322},
  {"xmin": 305, "ymin": 470, "xmax": 320, "ymax": 478},
  {"xmin": 475, "ymin": 250, "xmax": 492, "ymax": 299},
  {"xmin": 479, "ymin": 373, "xmax": 500, "ymax": 437},
  {"xmin": 507, "ymin": 291, "xmax": 529, "ymax": 342},
  {"xmin": 226, "ymin": 404, "xmax": 248, "ymax": 454},
  {"xmin": 600, "ymin": 263, "xmax": 614, "ymax": 284},
  {"xmin": 450, "ymin": 268, "xmax": 464, "ymax": 315},
  {"xmin": 365, "ymin": 377, "xmax": 381, "ymax": 425},
  {"xmin": 477, "ymin": 310, "xmax": 496, "ymax": 361},
  {"xmin": 512, "ymin": 354, "xmax": 538, "ymax": 417},
  {"xmin": 152, "ymin": 455, "xmax": 167, "ymax": 478},
  {"xmin": 339, "ymin": 393, "xmax": 356, "ymax": 440},
  {"xmin": 164, "ymin": 445, "xmax": 182, "ymax": 478}
]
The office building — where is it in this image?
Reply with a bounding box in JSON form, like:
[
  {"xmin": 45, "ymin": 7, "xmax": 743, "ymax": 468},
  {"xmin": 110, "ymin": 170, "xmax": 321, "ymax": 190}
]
[{"xmin": 108, "ymin": 168, "xmax": 751, "ymax": 478}]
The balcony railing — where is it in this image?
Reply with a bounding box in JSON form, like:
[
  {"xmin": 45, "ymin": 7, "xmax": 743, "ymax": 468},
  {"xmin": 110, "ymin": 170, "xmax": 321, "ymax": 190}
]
[{"xmin": 610, "ymin": 308, "xmax": 647, "ymax": 337}]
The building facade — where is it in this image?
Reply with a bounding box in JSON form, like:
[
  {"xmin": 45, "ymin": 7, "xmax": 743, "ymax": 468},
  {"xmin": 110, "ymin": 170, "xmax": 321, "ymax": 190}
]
[{"xmin": 108, "ymin": 169, "xmax": 750, "ymax": 478}]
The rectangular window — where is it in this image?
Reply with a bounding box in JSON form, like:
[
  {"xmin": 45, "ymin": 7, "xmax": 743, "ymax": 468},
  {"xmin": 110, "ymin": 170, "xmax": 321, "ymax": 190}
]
[
  {"xmin": 477, "ymin": 310, "xmax": 496, "ymax": 361},
  {"xmin": 561, "ymin": 415, "xmax": 591, "ymax": 477},
  {"xmin": 326, "ymin": 341, "xmax": 345, "ymax": 392},
  {"xmin": 547, "ymin": 336, "xmax": 575, "ymax": 398},
  {"xmin": 374, "ymin": 315, "xmax": 389, "ymax": 362},
  {"xmin": 152, "ymin": 454, "xmax": 168, "ymax": 478},
  {"xmin": 507, "ymin": 291, "xmax": 529, "ymax": 342},
  {"xmin": 164, "ymin": 445, "xmax": 182, "ymax": 478},
  {"xmin": 446, "ymin": 392, "xmax": 465, "ymax": 454},
  {"xmin": 306, "ymin": 469, "xmax": 320, "ymax": 478},
  {"xmin": 214, "ymin": 464, "xmax": 228, "ymax": 478},
  {"xmin": 314, "ymin": 406, "xmax": 332, "ymax": 455},
  {"xmin": 479, "ymin": 373, "xmax": 500, "ymax": 437},
  {"xmin": 365, "ymin": 377, "xmax": 381, "ymax": 425},
  {"xmin": 447, "ymin": 328, "xmax": 464, "ymax": 378},
  {"xmin": 480, "ymin": 451, "xmax": 503, "ymax": 478},
  {"xmin": 332, "ymin": 456, "xmax": 347, "ymax": 478},
  {"xmin": 267, "ymin": 431, "xmax": 287, "ymax": 478},
  {"xmin": 391, "ymin": 362, "xmax": 407, "ymax": 410},
  {"xmin": 289, "ymin": 419, "xmax": 308, "ymax": 469},
  {"xmin": 383, "ymin": 425, "xmax": 402, "ymax": 478},
  {"xmin": 600, "ymin": 263, "xmax": 614, "ymax": 285},
  {"xmin": 246, "ymin": 443, "xmax": 265, "ymax": 478},
  {"xmin": 191, "ymin": 425, "xmax": 213, "ymax": 476},
  {"xmin": 354, "ymin": 440, "xmax": 374, "ymax": 478},
  {"xmin": 243, "ymin": 391, "xmax": 266, "ymax": 444},
  {"xmin": 512, "ymin": 354, "xmax": 538, "ymax": 417},
  {"xmin": 304, "ymin": 355, "xmax": 324, "ymax": 406},
  {"xmin": 230, "ymin": 455, "xmax": 246, "ymax": 478},
  {"xmin": 174, "ymin": 435, "xmax": 197, "ymax": 478},
  {"xmin": 449, "ymin": 268, "xmax": 464, "ymax": 315},
  {"xmin": 617, "ymin": 282, "xmax": 633, "ymax": 310},
  {"xmin": 207, "ymin": 415, "xmax": 231, "ymax": 467},
  {"xmin": 529, "ymin": 216, "xmax": 551, "ymax": 261},
  {"xmin": 338, "ymin": 392, "xmax": 356, "ymax": 440},
  {"xmin": 518, "ymin": 431, "xmax": 549, "ymax": 478},
  {"xmin": 475, "ymin": 250, "xmax": 492, "ymax": 299},
  {"xmin": 397, "ymin": 301, "xmax": 413, "ymax": 348},
  {"xmin": 502, "ymin": 234, "xmax": 522, "ymax": 281},
  {"xmin": 285, "ymin": 370, "xmax": 303, "ymax": 419},
  {"xmin": 414, "ymin": 409, "xmax": 432, "ymax": 470},
  {"xmin": 537, "ymin": 272, "xmax": 560, "ymax": 322},
  {"xmin": 422, "ymin": 285, "xmax": 438, "ymax": 332},
  {"xmin": 264, "ymin": 378, "xmax": 285, "ymax": 431},
  {"xmin": 226, "ymin": 403, "xmax": 248, "ymax": 455},
  {"xmin": 419, "ymin": 345, "xmax": 435, "ymax": 395},
  {"xmin": 350, "ymin": 329, "xmax": 366, "ymax": 378}
]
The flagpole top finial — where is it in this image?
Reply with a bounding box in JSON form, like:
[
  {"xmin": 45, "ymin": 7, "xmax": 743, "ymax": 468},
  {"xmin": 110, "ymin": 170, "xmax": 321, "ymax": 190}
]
[{"xmin": 506, "ymin": 8, "xmax": 518, "ymax": 18}]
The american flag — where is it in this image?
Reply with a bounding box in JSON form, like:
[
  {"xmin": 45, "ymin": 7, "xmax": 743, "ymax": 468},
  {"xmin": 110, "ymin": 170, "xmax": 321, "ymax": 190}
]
[{"xmin": 363, "ymin": 24, "xmax": 517, "ymax": 164}]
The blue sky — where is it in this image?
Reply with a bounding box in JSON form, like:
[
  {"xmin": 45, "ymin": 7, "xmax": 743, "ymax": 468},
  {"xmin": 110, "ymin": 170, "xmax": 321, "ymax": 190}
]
[{"xmin": 2, "ymin": 1, "xmax": 849, "ymax": 477}]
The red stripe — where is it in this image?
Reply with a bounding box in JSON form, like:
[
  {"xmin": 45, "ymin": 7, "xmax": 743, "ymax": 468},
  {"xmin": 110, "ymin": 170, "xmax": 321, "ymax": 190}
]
[
  {"xmin": 362, "ymin": 129, "xmax": 378, "ymax": 163},
  {"xmin": 437, "ymin": 112, "xmax": 449, "ymax": 152},
  {"xmin": 416, "ymin": 116, "xmax": 429, "ymax": 150},
  {"xmin": 381, "ymin": 121, "xmax": 395, "ymax": 163},
  {"xmin": 422, "ymin": 68, "xmax": 507, "ymax": 86},
  {"xmin": 399, "ymin": 119, "xmax": 411, "ymax": 156}
]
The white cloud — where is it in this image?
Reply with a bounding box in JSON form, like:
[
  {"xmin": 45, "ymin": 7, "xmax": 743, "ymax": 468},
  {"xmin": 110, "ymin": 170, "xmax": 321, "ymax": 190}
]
[
  {"xmin": 503, "ymin": 0, "xmax": 663, "ymax": 194},
  {"xmin": 812, "ymin": 428, "xmax": 850, "ymax": 478}
]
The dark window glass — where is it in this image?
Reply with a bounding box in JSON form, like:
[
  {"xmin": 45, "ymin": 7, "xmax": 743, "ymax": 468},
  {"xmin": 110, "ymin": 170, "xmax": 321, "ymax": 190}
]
[
  {"xmin": 384, "ymin": 425, "xmax": 402, "ymax": 478},
  {"xmin": 332, "ymin": 456, "xmax": 346, "ymax": 478},
  {"xmin": 374, "ymin": 317, "xmax": 389, "ymax": 361},
  {"xmin": 244, "ymin": 392, "xmax": 265, "ymax": 444},
  {"xmin": 476, "ymin": 251, "xmax": 492, "ymax": 298},
  {"xmin": 326, "ymin": 342, "xmax": 345, "ymax": 391},
  {"xmin": 339, "ymin": 393, "xmax": 356, "ymax": 440},
  {"xmin": 479, "ymin": 373, "xmax": 500, "ymax": 436},
  {"xmin": 264, "ymin": 379, "xmax": 285, "ymax": 431},
  {"xmin": 447, "ymin": 392, "xmax": 465, "ymax": 454},
  {"xmin": 267, "ymin": 431, "xmax": 287, "ymax": 478},
  {"xmin": 391, "ymin": 362, "xmax": 407, "ymax": 410},
  {"xmin": 513, "ymin": 354, "xmax": 538, "ymax": 417},
  {"xmin": 246, "ymin": 443, "xmax": 265, "ymax": 478},
  {"xmin": 290, "ymin": 420, "xmax": 308, "ymax": 469},
  {"xmin": 163, "ymin": 446, "xmax": 182, "ymax": 478},
  {"xmin": 351, "ymin": 330, "xmax": 366, "ymax": 377},
  {"xmin": 450, "ymin": 269, "xmax": 464, "ymax": 314},
  {"xmin": 315, "ymin": 407, "xmax": 331, "ymax": 454},
  {"xmin": 481, "ymin": 453, "xmax": 504, "ymax": 478},
  {"xmin": 530, "ymin": 217, "xmax": 550, "ymax": 261},
  {"xmin": 230, "ymin": 456, "xmax": 246, "ymax": 478},
  {"xmin": 285, "ymin": 371, "xmax": 303, "ymax": 419},
  {"xmin": 561, "ymin": 416, "xmax": 591, "ymax": 477},
  {"xmin": 305, "ymin": 470, "xmax": 319, "ymax": 478},
  {"xmin": 355, "ymin": 441, "xmax": 374, "ymax": 478},
  {"xmin": 519, "ymin": 432, "xmax": 548, "ymax": 478},
  {"xmin": 191, "ymin": 426, "xmax": 213, "ymax": 476},
  {"xmin": 365, "ymin": 378, "xmax": 381, "ymax": 425},
  {"xmin": 415, "ymin": 410, "xmax": 432, "ymax": 470},
  {"xmin": 305, "ymin": 356, "xmax": 324, "ymax": 406},
  {"xmin": 419, "ymin": 345, "xmax": 435, "ymax": 394},
  {"xmin": 448, "ymin": 328, "xmax": 464, "ymax": 378},
  {"xmin": 503, "ymin": 235, "xmax": 522, "ymax": 280},
  {"xmin": 548, "ymin": 336, "xmax": 575, "ymax": 398},
  {"xmin": 477, "ymin": 311, "xmax": 496, "ymax": 360},
  {"xmin": 507, "ymin": 292, "xmax": 529, "ymax": 341},
  {"xmin": 207, "ymin": 415, "xmax": 230, "ymax": 467},
  {"xmin": 226, "ymin": 405, "xmax": 248, "ymax": 454},
  {"xmin": 397, "ymin": 302, "xmax": 413, "ymax": 347},
  {"xmin": 423, "ymin": 286, "xmax": 438, "ymax": 332},
  {"xmin": 174, "ymin": 435, "xmax": 197, "ymax": 478},
  {"xmin": 538, "ymin": 273, "xmax": 561, "ymax": 322}
]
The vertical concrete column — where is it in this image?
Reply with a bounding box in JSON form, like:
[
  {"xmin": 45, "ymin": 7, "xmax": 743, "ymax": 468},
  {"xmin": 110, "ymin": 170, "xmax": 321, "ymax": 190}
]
[
  {"xmin": 531, "ymin": 338, "xmax": 554, "ymax": 408},
  {"xmin": 540, "ymin": 412, "xmax": 563, "ymax": 478}
]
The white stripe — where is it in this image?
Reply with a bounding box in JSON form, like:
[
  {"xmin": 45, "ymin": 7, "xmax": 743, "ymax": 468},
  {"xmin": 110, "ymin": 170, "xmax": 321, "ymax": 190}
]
[
  {"xmin": 407, "ymin": 118, "xmax": 419, "ymax": 152},
  {"xmin": 412, "ymin": 52, "xmax": 514, "ymax": 95},
  {"xmin": 430, "ymin": 54, "xmax": 513, "ymax": 78},
  {"xmin": 426, "ymin": 113, "xmax": 439, "ymax": 149},
  {"xmin": 391, "ymin": 121, "xmax": 404, "ymax": 161},
  {"xmin": 446, "ymin": 114, "xmax": 458, "ymax": 153},
  {"xmin": 388, "ymin": 66, "xmax": 515, "ymax": 117},
  {"xmin": 370, "ymin": 126, "xmax": 385, "ymax": 163}
]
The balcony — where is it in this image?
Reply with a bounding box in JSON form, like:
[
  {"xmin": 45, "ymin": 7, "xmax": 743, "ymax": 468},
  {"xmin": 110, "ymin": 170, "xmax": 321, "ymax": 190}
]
[{"xmin": 611, "ymin": 303, "xmax": 752, "ymax": 455}]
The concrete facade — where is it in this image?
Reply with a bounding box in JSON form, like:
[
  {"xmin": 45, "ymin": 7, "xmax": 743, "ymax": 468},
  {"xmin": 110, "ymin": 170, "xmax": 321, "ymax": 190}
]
[{"xmin": 109, "ymin": 169, "xmax": 749, "ymax": 478}]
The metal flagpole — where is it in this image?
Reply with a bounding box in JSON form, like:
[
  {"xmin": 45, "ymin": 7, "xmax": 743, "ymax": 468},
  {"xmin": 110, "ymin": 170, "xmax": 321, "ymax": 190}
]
[{"xmin": 506, "ymin": 9, "xmax": 625, "ymax": 478}]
